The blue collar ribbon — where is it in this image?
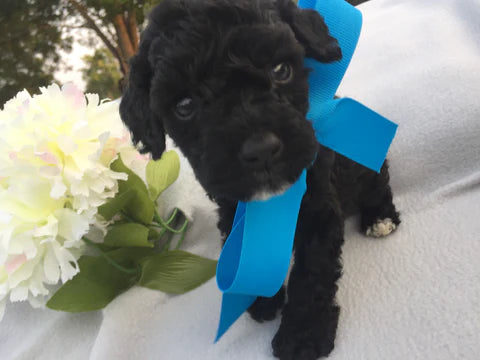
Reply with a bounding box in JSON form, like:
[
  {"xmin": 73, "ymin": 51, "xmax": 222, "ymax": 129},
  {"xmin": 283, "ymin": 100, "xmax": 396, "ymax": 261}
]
[{"xmin": 215, "ymin": 0, "xmax": 398, "ymax": 341}]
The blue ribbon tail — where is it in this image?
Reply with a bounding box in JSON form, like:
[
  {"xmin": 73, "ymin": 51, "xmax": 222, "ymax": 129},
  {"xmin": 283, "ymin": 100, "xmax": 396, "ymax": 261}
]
[
  {"xmin": 215, "ymin": 293, "xmax": 256, "ymax": 342},
  {"xmin": 215, "ymin": 171, "xmax": 307, "ymax": 342}
]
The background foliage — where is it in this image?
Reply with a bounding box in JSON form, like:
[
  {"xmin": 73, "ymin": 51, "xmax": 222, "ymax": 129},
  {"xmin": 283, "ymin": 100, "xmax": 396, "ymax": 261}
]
[
  {"xmin": 0, "ymin": 0, "xmax": 160, "ymax": 105},
  {"xmin": 82, "ymin": 48, "xmax": 122, "ymax": 99},
  {"xmin": 0, "ymin": 0, "xmax": 71, "ymax": 105}
]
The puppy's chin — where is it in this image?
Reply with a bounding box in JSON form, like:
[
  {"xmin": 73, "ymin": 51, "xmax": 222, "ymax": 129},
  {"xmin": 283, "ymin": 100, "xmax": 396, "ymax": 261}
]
[
  {"xmin": 204, "ymin": 176, "xmax": 298, "ymax": 203},
  {"xmin": 247, "ymin": 183, "xmax": 292, "ymax": 202}
]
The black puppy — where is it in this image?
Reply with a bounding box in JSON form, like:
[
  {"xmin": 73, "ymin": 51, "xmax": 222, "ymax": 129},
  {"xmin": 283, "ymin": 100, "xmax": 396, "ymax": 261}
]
[{"xmin": 120, "ymin": 0, "xmax": 400, "ymax": 359}]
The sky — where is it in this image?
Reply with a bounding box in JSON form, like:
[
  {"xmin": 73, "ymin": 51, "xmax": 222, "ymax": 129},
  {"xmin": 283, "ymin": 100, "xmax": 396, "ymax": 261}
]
[{"xmin": 54, "ymin": 31, "xmax": 93, "ymax": 91}]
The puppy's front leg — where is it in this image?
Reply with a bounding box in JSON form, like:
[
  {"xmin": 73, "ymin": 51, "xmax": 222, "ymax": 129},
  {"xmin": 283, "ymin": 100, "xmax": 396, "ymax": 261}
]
[{"xmin": 272, "ymin": 195, "xmax": 344, "ymax": 360}]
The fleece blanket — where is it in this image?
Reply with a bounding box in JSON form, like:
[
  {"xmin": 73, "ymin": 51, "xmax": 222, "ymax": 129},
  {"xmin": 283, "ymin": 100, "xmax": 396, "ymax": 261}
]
[{"xmin": 1, "ymin": 0, "xmax": 479, "ymax": 359}]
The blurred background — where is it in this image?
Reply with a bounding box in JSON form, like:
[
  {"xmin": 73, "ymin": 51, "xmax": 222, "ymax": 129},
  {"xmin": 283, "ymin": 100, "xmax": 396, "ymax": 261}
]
[{"xmin": 0, "ymin": 0, "xmax": 368, "ymax": 106}]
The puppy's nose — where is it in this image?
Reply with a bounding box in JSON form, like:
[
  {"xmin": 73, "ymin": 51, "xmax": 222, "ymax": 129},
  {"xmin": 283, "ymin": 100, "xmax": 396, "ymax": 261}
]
[{"xmin": 240, "ymin": 132, "xmax": 283, "ymax": 169}]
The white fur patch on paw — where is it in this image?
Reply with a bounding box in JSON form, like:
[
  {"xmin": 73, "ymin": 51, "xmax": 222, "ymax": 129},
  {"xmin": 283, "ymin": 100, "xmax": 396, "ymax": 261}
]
[{"xmin": 366, "ymin": 218, "xmax": 397, "ymax": 238}]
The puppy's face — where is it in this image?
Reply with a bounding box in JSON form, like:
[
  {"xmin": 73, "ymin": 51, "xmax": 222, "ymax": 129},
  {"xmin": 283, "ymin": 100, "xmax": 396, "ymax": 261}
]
[{"xmin": 121, "ymin": 0, "xmax": 341, "ymax": 202}]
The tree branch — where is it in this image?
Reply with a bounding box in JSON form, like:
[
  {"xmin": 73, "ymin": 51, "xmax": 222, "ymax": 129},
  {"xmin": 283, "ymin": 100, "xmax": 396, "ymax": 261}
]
[
  {"xmin": 113, "ymin": 13, "xmax": 136, "ymax": 62},
  {"xmin": 126, "ymin": 11, "xmax": 139, "ymax": 52},
  {"xmin": 66, "ymin": 0, "xmax": 128, "ymax": 75},
  {"xmin": 86, "ymin": 7, "xmax": 117, "ymax": 44}
]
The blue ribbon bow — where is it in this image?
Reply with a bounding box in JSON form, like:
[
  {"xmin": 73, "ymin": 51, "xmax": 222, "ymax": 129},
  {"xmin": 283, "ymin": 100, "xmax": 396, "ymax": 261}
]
[{"xmin": 215, "ymin": 0, "xmax": 398, "ymax": 341}]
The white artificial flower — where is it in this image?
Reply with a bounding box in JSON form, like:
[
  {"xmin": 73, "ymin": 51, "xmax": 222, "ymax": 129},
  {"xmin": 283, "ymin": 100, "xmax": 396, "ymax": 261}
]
[{"xmin": 0, "ymin": 84, "xmax": 137, "ymax": 319}]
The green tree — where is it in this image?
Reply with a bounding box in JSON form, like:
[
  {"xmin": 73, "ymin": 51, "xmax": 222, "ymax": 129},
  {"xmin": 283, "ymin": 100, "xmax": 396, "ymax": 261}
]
[
  {"xmin": 82, "ymin": 48, "xmax": 122, "ymax": 99},
  {"xmin": 1, "ymin": 0, "xmax": 161, "ymax": 106},
  {"xmin": 65, "ymin": 0, "xmax": 161, "ymax": 76},
  {"xmin": 0, "ymin": 0, "xmax": 71, "ymax": 106}
]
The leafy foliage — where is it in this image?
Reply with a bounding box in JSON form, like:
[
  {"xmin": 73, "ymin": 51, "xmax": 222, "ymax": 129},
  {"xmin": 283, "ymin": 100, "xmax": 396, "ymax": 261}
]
[
  {"xmin": 83, "ymin": 0, "xmax": 154, "ymax": 23},
  {"xmin": 82, "ymin": 48, "xmax": 122, "ymax": 99},
  {"xmin": 0, "ymin": 0, "xmax": 71, "ymax": 106},
  {"xmin": 0, "ymin": 0, "xmax": 165, "ymax": 106},
  {"xmin": 146, "ymin": 150, "xmax": 181, "ymax": 200},
  {"xmin": 65, "ymin": 0, "xmax": 163, "ymax": 77},
  {"xmin": 47, "ymin": 153, "xmax": 217, "ymax": 313},
  {"xmin": 139, "ymin": 251, "xmax": 218, "ymax": 294},
  {"xmin": 104, "ymin": 223, "xmax": 153, "ymax": 247},
  {"xmin": 110, "ymin": 157, "xmax": 155, "ymax": 225},
  {"xmin": 47, "ymin": 254, "xmax": 137, "ymax": 312}
]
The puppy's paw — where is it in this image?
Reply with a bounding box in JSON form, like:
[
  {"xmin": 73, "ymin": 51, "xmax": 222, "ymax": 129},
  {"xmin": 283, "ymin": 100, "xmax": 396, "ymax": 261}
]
[
  {"xmin": 272, "ymin": 305, "xmax": 339, "ymax": 360},
  {"xmin": 365, "ymin": 218, "xmax": 397, "ymax": 238},
  {"xmin": 248, "ymin": 286, "xmax": 285, "ymax": 322}
]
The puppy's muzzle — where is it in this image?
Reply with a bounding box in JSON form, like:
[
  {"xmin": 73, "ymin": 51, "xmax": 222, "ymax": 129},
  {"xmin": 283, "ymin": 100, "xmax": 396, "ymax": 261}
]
[{"xmin": 240, "ymin": 132, "xmax": 283, "ymax": 170}]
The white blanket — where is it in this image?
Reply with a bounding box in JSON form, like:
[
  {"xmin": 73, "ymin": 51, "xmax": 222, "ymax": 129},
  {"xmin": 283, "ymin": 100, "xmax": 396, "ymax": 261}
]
[{"xmin": 1, "ymin": 0, "xmax": 479, "ymax": 359}]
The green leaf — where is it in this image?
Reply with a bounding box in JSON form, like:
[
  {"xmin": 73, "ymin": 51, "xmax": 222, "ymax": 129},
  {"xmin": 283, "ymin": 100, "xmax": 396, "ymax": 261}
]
[
  {"xmin": 125, "ymin": 189, "xmax": 155, "ymax": 225},
  {"xmin": 111, "ymin": 156, "xmax": 149, "ymax": 195},
  {"xmin": 46, "ymin": 247, "xmax": 155, "ymax": 313},
  {"xmin": 46, "ymin": 256, "xmax": 136, "ymax": 313},
  {"xmin": 104, "ymin": 223, "xmax": 153, "ymax": 248},
  {"xmin": 110, "ymin": 156, "xmax": 155, "ymax": 224},
  {"xmin": 98, "ymin": 188, "xmax": 134, "ymax": 221},
  {"xmin": 138, "ymin": 250, "xmax": 217, "ymax": 294},
  {"xmin": 107, "ymin": 247, "xmax": 154, "ymax": 264},
  {"xmin": 148, "ymin": 227, "xmax": 161, "ymax": 239},
  {"xmin": 95, "ymin": 243, "xmax": 120, "ymax": 252},
  {"xmin": 146, "ymin": 150, "xmax": 180, "ymax": 200}
]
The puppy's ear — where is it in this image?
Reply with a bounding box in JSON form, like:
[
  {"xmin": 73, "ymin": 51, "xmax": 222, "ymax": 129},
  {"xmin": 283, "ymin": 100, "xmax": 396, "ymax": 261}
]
[
  {"xmin": 277, "ymin": 0, "xmax": 342, "ymax": 63},
  {"xmin": 120, "ymin": 36, "xmax": 166, "ymax": 160}
]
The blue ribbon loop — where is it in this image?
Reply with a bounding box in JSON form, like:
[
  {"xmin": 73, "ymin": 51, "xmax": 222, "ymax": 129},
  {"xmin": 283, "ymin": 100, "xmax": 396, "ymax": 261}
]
[{"xmin": 215, "ymin": 0, "xmax": 398, "ymax": 341}]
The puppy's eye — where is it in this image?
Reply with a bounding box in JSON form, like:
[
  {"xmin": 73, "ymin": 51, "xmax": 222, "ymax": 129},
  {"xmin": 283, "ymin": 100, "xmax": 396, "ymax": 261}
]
[
  {"xmin": 271, "ymin": 62, "xmax": 292, "ymax": 83},
  {"xmin": 174, "ymin": 97, "xmax": 196, "ymax": 120}
]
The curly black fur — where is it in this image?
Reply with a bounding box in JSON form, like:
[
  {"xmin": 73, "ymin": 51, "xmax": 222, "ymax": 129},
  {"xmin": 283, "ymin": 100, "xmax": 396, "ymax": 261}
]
[{"xmin": 120, "ymin": 1, "xmax": 399, "ymax": 359}]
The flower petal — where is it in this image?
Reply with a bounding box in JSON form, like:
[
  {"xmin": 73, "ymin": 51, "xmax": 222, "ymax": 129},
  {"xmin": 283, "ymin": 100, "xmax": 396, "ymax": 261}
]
[
  {"xmin": 57, "ymin": 135, "xmax": 77, "ymax": 155},
  {"xmin": 9, "ymin": 286, "xmax": 28, "ymax": 302},
  {"xmin": 55, "ymin": 208, "xmax": 90, "ymax": 242},
  {"xmin": 35, "ymin": 151, "xmax": 58, "ymax": 165},
  {"xmin": 34, "ymin": 215, "xmax": 58, "ymax": 238},
  {"xmin": 43, "ymin": 246, "xmax": 60, "ymax": 283},
  {"xmin": 52, "ymin": 245, "xmax": 79, "ymax": 283},
  {"xmin": 0, "ymin": 266, "xmax": 7, "ymax": 284},
  {"xmin": 8, "ymin": 255, "xmax": 39, "ymax": 288},
  {"xmin": 0, "ymin": 211, "xmax": 12, "ymax": 224},
  {"xmin": 50, "ymin": 178, "xmax": 67, "ymax": 199},
  {"xmin": 5, "ymin": 254, "xmax": 27, "ymax": 274}
]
